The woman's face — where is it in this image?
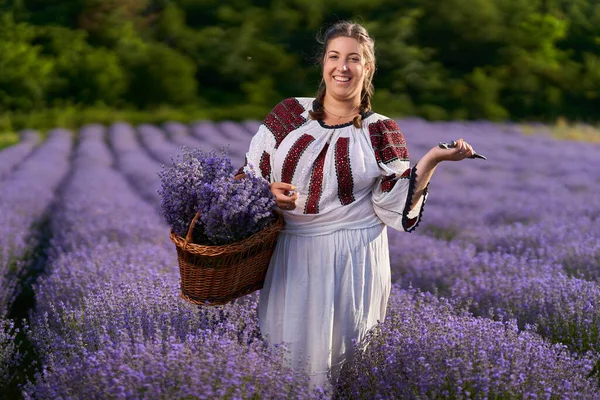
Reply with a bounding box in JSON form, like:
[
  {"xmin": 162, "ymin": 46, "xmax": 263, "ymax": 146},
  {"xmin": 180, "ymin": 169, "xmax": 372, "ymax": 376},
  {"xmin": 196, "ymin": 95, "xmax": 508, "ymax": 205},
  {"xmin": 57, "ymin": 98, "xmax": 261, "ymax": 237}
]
[{"xmin": 323, "ymin": 36, "xmax": 369, "ymax": 103}]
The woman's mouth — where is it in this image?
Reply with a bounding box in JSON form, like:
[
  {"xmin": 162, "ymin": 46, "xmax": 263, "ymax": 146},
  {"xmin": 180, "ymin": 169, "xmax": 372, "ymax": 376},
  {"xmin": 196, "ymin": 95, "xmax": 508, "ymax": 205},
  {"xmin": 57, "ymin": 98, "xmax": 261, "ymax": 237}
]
[{"xmin": 333, "ymin": 76, "xmax": 351, "ymax": 83}]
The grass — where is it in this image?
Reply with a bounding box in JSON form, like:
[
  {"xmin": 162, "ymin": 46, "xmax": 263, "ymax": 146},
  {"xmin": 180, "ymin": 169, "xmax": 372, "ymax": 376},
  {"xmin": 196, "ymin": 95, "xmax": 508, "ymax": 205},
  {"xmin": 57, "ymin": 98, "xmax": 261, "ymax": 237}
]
[{"xmin": 521, "ymin": 117, "xmax": 600, "ymax": 143}]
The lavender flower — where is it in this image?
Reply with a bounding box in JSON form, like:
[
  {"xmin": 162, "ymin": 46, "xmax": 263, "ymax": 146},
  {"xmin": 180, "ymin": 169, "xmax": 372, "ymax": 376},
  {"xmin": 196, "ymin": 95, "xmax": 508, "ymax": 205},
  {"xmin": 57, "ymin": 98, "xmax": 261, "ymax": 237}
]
[
  {"xmin": 0, "ymin": 129, "xmax": 39, "ymax": 181},
  {"xmin": 335, "ymin": 287, "xmax": 599, "ymax": 399},
  {"xmin": 158, "ymin": 147, "xmax": 276, "ymax": 244},
  {"xmin": 0, "ymin": 318, "xmax": 20, "ymax": 388},
  {"xmin": 198, "ymin": 173, "xmax": 276, "ymax": 245}
]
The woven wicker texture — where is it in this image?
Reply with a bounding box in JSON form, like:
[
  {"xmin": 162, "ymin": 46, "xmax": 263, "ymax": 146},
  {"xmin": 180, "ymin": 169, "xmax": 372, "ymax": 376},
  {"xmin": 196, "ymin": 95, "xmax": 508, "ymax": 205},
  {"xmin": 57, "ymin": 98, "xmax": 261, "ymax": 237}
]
[{"xmin": 170, "ymin": 212, "xmax": 284, "ymax": 305}]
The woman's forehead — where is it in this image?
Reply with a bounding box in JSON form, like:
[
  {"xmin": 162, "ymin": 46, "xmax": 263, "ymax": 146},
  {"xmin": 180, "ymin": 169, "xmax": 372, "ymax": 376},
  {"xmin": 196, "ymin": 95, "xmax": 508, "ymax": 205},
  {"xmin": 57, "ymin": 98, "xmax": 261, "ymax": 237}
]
[{"xmin": 326, "ymin": 36, "xmax": 361, "ymax": 54}]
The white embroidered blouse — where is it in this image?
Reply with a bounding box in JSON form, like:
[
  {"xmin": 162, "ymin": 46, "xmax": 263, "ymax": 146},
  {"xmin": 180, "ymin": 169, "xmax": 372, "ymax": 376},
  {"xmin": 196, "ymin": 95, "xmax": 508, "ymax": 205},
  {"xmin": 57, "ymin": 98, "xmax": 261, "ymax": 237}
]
[{"xmin": 242, "ymin": 97, "xmax": 427, "ymax": 236}]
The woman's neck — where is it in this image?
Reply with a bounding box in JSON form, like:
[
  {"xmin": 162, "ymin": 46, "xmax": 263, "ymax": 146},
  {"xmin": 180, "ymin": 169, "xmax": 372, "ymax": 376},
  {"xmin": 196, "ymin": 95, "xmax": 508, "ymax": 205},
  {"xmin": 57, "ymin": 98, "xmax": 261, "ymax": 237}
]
[{"xmin": 322, "ymin": 96, "xmax": 361, "ymax": 120}]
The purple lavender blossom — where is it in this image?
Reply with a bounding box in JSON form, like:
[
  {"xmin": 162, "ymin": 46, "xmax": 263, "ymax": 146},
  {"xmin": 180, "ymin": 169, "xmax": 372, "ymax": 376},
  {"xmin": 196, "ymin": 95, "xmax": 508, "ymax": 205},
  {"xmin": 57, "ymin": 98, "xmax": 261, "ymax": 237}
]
[
  {"xmin": 162, "ymin": 121, "xmax": 205, "ymax": 149},
  {"xmin": 335, "ymin": 287, "xmax": 599, "ymax": 399},
  {"xmin": 0, "ymin": 128, "xmax": 72, "ymax": 313},
  {"xmin": 0, "ymin": 129, "xmax": 39, "ymax": 181},
  {"xmin": 107, "ymin": 122, "xmax": 165, "ymax": 208},
  {"xmin": 0, "ymin": 318, "xmax": 20, "ymax": 388},
  {"xmin": 137, "ymin": 123, "xmax": 182, "ymax": 165},
  {"xmin": 198, "ymin": 172, "xmax": 276, "ymax": 245},
  {"xmin": 158, "ymin": 146, "xmax": 276, "ymax": 245}
]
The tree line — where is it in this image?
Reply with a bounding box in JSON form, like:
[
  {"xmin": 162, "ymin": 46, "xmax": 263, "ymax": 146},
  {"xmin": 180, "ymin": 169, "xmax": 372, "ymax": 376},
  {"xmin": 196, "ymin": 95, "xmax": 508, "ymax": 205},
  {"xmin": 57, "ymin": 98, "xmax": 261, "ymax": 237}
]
[{"xmin": 1, "ymin": 0, "xmax": 599, "ymax": 122}]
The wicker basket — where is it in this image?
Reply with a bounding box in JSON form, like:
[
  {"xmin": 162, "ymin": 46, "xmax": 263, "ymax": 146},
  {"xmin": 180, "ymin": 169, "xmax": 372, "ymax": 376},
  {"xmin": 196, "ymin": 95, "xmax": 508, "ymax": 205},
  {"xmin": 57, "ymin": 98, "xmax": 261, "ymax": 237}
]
[{"xmin": 169, "ymin": 211, "xmax": 284, "ymax": 306}]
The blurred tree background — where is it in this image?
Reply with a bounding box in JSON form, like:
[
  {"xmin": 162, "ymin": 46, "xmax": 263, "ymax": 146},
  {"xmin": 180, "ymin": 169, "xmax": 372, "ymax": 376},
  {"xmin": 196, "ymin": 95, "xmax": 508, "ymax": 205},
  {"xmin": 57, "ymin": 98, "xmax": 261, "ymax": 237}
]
[{"xmin": 0, "ymin": 0, "xmax": 599, "ymax": 131}]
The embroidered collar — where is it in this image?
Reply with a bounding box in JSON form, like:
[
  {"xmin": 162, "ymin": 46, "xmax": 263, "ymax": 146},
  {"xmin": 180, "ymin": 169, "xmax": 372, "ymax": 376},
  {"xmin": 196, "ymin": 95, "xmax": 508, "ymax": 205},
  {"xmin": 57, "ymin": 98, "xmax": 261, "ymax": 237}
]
[{"xmin": 312, "ymin": 99, "xmax": 374, "ymax": 129}]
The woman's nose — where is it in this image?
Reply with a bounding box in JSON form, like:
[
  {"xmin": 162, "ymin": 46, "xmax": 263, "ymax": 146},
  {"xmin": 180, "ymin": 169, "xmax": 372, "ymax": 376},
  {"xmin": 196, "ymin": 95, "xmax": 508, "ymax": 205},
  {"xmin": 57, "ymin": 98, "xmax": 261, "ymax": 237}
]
[{"xmin": 338, "ymin": 62, "xmax": 348, "ymax": 72}]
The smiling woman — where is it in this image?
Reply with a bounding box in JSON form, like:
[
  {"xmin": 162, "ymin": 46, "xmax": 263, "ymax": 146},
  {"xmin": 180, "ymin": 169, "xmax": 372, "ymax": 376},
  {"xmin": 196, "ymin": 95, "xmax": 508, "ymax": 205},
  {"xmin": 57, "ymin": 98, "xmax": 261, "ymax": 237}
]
[{"xmin": 236, "ymin": 20, "xmax": 478, "ymax": 392}]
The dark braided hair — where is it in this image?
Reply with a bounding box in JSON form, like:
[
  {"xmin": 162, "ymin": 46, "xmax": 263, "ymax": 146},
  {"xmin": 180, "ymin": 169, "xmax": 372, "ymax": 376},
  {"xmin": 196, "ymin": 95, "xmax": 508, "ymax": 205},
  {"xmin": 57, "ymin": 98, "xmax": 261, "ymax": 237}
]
[{"xmin": 308, "ymin": 21, "xmax": 376, "ymax": 128}]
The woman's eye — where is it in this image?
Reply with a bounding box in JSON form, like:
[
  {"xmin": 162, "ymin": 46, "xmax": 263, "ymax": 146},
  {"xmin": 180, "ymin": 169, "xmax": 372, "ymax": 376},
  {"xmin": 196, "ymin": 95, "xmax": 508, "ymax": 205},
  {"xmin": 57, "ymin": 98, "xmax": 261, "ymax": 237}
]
[
  {"xmin": 350, "ymin": 57, "xmax": 361, "ymax": 63},
  {"xmin": 329, "ymin": 55, "xmax": 338, "ymax": 60}
]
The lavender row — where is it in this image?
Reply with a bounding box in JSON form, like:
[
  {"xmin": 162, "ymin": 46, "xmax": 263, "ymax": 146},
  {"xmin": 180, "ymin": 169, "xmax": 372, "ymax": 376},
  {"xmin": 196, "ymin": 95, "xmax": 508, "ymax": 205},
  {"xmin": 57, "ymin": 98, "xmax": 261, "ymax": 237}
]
[
  {"xmin": 161, "ymin": 121, "xmax": 206, "ymax": 150},
  {"xmin": 0, "ymin": 129, "xmax": 71, "ymax": 394},
  {"xmin": 25, "ymin": 125, "xmax": 319, "ymax": 398},
  {"xmin": 388, "ymin": 234, "xmax": 600, "ymax": 353},
  {"xmin": 136, "ymin": 123, "xmax": 183, "ymax": 165},
  {"xmin": 336, "ymin": 287, "xmax": 598, "ymax": 399},
  {"xmin": 398, "ymin": 118, "xmax": 599, "ymax": 233},
  {"xmin": 164, "ymin": 119, "xmax": 258, "ymax": 170},
  {"xmin": 0, "ymin": 318, "xmax": 20, "ymax": 391},
  {"xmin": 387, "ymin": 120, "xmax": 600, "ymax": 352},
  {"xmin": 107, "ymin": 122, "xmax": 164, "ymax": 208},
  {"xmin": 31, "ymin": 123, "xmax": 181, "ymax": 314},
  {"xmin": 0, "ymin": 128, "xmax": 72, "ymax": 314},
  {"xmin": 0, "ymin": 130, "xmax": 39, "ymax": 182},
  {"xmin": 189, "ymin": 120, "xmax": 253, "ymax": 170}
]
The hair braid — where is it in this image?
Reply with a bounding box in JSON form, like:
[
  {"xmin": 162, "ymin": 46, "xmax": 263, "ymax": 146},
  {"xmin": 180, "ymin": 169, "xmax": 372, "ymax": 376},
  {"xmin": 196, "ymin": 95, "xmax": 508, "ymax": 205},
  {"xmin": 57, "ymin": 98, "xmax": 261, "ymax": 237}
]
[
  {"xmin": 353, "ymin": 90, "xmax": 372, "ymax": 128},
  {"xmin": 308, "ymin": 83, "xmax": 327, "ymax": 121}
]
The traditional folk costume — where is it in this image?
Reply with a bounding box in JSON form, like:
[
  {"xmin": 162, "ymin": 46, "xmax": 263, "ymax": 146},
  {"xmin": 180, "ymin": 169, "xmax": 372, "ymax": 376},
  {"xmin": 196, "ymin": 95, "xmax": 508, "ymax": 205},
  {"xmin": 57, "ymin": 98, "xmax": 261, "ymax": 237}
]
[{"xmin": 242, "ymin": 97, "xmax": 428, "ymax": 388}]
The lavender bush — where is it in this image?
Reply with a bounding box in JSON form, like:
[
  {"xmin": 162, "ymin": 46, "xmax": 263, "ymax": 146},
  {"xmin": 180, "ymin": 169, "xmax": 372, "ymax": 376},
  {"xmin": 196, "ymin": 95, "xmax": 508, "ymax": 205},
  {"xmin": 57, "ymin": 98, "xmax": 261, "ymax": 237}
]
[
  {"xmin": 335, "ymin": 287, "xmax": 599, "ymax": 399},
  {"xmin": 158, "ymin": 146, "xmax": 276, "ymax": 245},
  {"xmin": 108, "ymin": 122, "xmax": 163, "ymax": 207},
  {"xmin": 0, "ymin": 318, "xmax": 20, "ymax": 388},
  {"xmin": 0, "ymin": 129, "xmax": 38, "ymax": 181},
  {"xmin": 0, "ymin": 128, "xmax": 72, "ymax": 313}
]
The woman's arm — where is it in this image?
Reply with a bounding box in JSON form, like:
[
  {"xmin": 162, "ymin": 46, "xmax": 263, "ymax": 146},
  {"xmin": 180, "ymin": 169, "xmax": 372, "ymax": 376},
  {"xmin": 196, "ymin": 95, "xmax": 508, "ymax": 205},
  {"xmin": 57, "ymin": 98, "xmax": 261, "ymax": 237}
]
[{"xmin": 410, "ymin": 138, "xmax": 474, "ymax": 210}]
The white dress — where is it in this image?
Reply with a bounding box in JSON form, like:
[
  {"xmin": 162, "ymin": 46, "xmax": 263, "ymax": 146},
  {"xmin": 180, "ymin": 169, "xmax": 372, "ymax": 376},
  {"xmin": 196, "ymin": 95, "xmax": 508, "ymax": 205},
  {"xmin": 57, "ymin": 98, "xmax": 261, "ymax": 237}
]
[{"xmin": 242, "ymin": 97, "xmax": 428, "ymax": 389}]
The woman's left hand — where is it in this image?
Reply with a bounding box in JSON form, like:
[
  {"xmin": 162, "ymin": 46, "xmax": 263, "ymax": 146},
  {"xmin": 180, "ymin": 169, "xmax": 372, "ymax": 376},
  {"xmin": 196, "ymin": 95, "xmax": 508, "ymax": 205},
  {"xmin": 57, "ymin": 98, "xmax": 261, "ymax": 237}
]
[{"xmin": 435, "ymin": 138, "xmax": 475, "ymax": 162}]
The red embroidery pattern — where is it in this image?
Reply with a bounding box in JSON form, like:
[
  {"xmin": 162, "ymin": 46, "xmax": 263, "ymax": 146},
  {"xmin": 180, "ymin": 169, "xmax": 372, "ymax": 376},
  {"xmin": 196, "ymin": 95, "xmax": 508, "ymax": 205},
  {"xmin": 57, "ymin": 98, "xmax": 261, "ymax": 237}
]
[
  {"xmin": 335, "ymin": 137, "xmax": 355, "ymax": 205},
  {"xmin": 404, "ymin": 216, "xmax": 418, "ymax": 230},
  {"xmin": 281, "ymin": 134, "xmax": 315, "ymax": 184},
  {"xmin": 381, "ymin": 175, "xmax": 396, "ymax": 193},
  {"xmin": 263, "ymin": 98, "xmax": 306, "ymax": 148},
  {"xmin": 259, "ymin": 151, "xmax": 271, "ymax": 180},
  {"xmin": 381, "ymin": 168, "xmax": 410, "ymax": 193},
  {"xmin": 369, "ymin": 119, "xmax": 409, "ymax": 164},
  {"xmin": 304, "ymin": 143, "xmax": 329, "ymax": 214}
]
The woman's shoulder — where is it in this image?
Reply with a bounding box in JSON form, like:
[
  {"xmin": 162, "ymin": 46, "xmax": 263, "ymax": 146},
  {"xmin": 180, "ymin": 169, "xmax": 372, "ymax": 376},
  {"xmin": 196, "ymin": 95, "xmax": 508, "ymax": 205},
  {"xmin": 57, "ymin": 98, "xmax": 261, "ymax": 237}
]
[
  {"xmin": 270, "ymin": 97, "xmax": 315, "ymax": 112},
  {"xmin": 362, "ymin": 112, "xmax": 402, "ymax": 133}
]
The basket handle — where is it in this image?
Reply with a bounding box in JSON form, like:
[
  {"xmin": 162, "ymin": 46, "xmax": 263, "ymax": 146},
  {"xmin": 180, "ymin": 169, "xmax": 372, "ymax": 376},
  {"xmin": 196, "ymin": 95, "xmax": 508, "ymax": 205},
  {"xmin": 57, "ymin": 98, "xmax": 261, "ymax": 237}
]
[{"xmin": 184, "ymin": 210, "xmax": 202, "ymax": 249}]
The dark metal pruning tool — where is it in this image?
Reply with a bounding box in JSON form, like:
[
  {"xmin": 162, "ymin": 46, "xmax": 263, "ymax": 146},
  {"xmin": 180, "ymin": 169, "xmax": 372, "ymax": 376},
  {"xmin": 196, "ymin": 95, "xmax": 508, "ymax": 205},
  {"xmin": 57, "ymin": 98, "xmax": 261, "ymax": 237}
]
[{"xmin": 438, "ymin": 141, "xmax": 487, "ymax": 160}]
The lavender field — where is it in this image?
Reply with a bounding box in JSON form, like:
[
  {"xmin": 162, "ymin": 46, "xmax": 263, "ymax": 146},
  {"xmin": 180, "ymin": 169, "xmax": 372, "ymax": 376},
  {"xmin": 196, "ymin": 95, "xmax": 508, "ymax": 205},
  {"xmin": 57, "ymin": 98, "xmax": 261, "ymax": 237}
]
[{"xmin": 0, "ymin": 118, "xmax": 599, "ymax": 399}]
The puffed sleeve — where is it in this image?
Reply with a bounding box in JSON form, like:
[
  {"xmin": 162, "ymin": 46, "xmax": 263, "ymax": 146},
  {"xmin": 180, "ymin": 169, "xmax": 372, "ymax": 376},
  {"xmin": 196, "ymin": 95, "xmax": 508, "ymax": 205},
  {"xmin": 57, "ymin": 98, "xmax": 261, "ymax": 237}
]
[
  {"xmin": 238, "ymin": 123, "xmax": 277, "ymax": 182},
  {"xmin": 238, "ymin": 98, "xmax": 308, "ymax": 182},
  {"xmin": 369, "ymin": 118, "xmax": 428, "ymax": 232}
]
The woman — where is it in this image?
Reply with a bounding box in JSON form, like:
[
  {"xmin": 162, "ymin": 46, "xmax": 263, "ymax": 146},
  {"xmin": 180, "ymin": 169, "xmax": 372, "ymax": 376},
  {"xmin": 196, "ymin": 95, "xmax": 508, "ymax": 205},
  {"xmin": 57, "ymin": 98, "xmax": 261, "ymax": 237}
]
[{"xmin": 239, "ymin": 21, "xmax": 474, "ymax": 389}]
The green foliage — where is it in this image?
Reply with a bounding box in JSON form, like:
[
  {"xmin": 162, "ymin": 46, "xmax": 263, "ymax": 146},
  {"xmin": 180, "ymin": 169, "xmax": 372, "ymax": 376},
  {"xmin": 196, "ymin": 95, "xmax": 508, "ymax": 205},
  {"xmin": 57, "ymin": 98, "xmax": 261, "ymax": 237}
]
[
  {"xmin": 0, "ymin": 0, "xmax": 599, "ymax": 122},
  {"xmin": 0, "ymin": 13, "xmax": 54, "ymax": 111},
  {"xmin": 118, "ymin": 41, "xmax": 198, "ymax": 107},
  {"xmin": 0, "ymin": 131, "xmax": 19, "ymax": 150},
  {"xmin": 37, "ymin": 26, "xmax": 127, "ymax": 106}
]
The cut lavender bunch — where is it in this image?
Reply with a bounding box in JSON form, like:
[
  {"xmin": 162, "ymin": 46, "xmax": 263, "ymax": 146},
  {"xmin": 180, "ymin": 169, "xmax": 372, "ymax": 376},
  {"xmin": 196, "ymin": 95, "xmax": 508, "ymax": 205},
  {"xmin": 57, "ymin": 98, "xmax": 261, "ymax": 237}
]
[{"xmin": 158, "ymin": 146, "xmax": 276, "ymax": 245}]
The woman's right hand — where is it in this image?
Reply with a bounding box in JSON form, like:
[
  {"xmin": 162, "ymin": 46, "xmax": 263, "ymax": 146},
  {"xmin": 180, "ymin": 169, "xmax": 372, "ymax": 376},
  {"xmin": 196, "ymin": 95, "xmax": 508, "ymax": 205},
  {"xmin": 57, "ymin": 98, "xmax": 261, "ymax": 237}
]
[{"xmin": 271, "ymin": 182, "xmax": 299, "ymax": 211}]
